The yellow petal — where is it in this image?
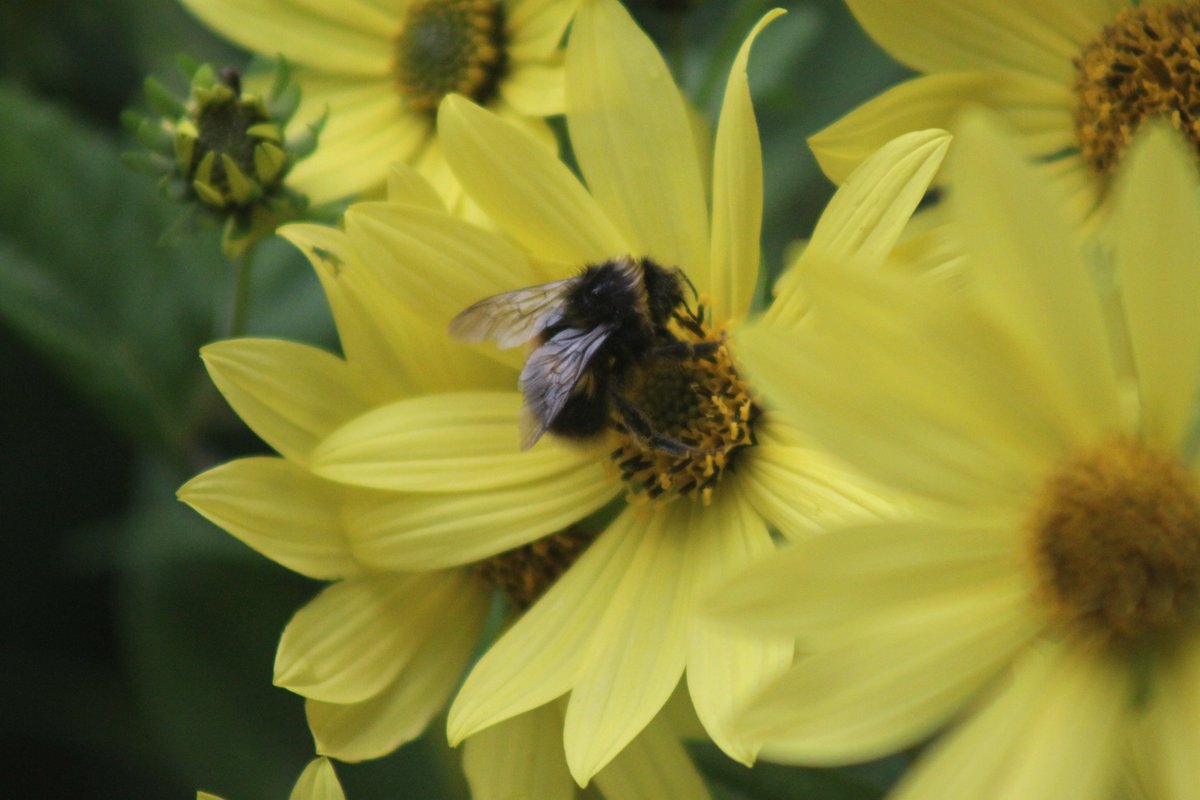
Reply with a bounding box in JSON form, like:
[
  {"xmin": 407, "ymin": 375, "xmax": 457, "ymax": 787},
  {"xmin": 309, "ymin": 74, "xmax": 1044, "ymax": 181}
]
[
  {"xmin": 201, "ymin": 339, "xmax": 375, "ymax": 464},
  {"xmin": 739, "ymin": 575, "xmax": 1040, "ymax": 765},
  {"xmin": 1112, "ymin": 126, "xmax": 1200, "ymax": 453},
  {"xmin": 462, "ymin": 703, "xmax": 575, "ymax": 800},
  {"xmin": 563, "ymin": 506, "xmax": 694, "ymax": 784},
  {"xmin": 1138, "ymin": 636, "xmax": 1200, "ymax": 797},
  {"xmin": 506, "ymin": 0, "xmax": 581, "ymax": 62},
  {"xmin": 567, "ymin": 0, "xmax": 709, "ymax": 288},
  {"xmin": 346, "ymin": 463, "xmax": 619, "ymax": 570},
  {"xmin": 274, "ymin": 573, "xmax": 461, "ymax": 703},
  {"xmin": 447, "ymin": 511, "xmax": 644, "ymax": 746},
  {"xmin": 592, "ymin": 712, "xmax": 710, "ymax": 800},
  {"xmin": 738, "ymin": 423, "xmax": 899, "ymax": 542},
  {"xmin": 685, "ymin": 487, "xmax": 791, "ymax": 765},
  {"xmin": 280, "ymin": 222, "xmax": 515, "ymax": 395},
  {"xmin": 438, "ymin": 95, "xmax": 627, "ymax": 266},
  {"xmin": 289, "ymin": 757, "xmax": 345, "ymax": 800},
  {"xmin": 893, "ymin": 640, "xmax": 1128, "ymax": 799},
  {"xmin": 709, "ymin": 516, "xmax": 1024, "ymax": 640},
  {"xmin": 310, "ymin": 392, "xmax": 601, "ymax": 493},
  {"xmin": 178, "ymin": 0, "xmax": 394, "ymax": 75},
  {"xmin": 178, "ymin": 457, "xmax": 360, "ymax": 580},
  {"xmin": 843, "ymin": 0, "xmax": 1092, "ymax": 80},
  {"xmin": 345, "ymin": 200, "xmax": 543, "ymax": 347},
  {"xmin": 384, "ymin": 163, "xmax": 445, "ymax": 209},
  {"xmin": 708, "ymin": 10, "xmax": 782, "ymax": 322},
  {"xmin": 809, "ymin": 72, "xmax": 1072, "ymax": 184},
  {"xmin": 952, "ymin": 110, "xmax": 1124, "ymax": 438},
  {"xmin": 306, "ymin": 573, "xmax": 490, "ymax": 761},
  {"xmin": 499, "ymin": 61, "xmax": 566, "ymax": 117}
]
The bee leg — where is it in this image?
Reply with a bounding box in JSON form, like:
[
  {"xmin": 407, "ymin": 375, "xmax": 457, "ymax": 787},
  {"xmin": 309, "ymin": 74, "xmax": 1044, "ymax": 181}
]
[
  {"xmin": 612, "ymin": 396, "xmax": 694, "ymax": 457},
  {"xmin": 650, "ymin": 340, "xmax": 720, "ymax": 361}
]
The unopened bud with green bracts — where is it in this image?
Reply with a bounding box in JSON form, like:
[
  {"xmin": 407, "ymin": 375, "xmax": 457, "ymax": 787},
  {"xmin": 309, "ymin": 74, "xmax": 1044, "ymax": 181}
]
[{"xmin": 123, "ymin": 56, "xmax": 324, "ymax": 258}]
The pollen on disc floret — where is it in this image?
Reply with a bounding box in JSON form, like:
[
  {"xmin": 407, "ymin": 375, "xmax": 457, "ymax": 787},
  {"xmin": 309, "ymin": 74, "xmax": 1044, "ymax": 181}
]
[
  {"xmin": 611, "ymin": 320, "xmax": 758, "ymax": 507},
  {"xmin": 1028, "ymin": 437, "xmax": 1200, "ymax": 641},
  {"xmin": 393, "ymin": 0, "xmax": 507, "ymax": 114},
  {"xmin": 1073, "ymin": 3, "xmax": 1200, "ymax": 175}
]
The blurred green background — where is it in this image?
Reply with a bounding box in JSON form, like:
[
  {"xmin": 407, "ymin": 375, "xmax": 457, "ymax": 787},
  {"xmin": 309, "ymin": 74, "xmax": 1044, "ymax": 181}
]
[{"xmin": 0, "ymin": 0, "xmax": 908, "ymax": 796}]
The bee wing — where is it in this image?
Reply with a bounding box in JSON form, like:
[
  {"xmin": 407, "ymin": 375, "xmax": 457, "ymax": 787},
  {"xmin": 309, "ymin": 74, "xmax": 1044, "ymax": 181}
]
[
  {"xmin": 448, "ymin": 277, "xmax": 577, "ymax": 349},
  {"xmin": 517, "ymin": 324, "xmax": 613, "ymax": 450}
]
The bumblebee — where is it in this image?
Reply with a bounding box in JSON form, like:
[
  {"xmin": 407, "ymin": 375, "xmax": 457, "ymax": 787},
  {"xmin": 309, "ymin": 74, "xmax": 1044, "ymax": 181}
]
[{"xmin": 449, "ymin": 256, "xmax": 713, "ymax": 453}]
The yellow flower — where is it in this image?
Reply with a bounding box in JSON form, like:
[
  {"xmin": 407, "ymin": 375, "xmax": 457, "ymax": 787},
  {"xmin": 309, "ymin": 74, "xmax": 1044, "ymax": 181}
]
[
  {"xmin": 199, "ymin": 757, "xmax": 344, "ymax": 800},
  {"xmin": 721, "ymin": 116, "xmax": 1200, "ymax": 798},
  {"xmin": 311, "ymin": 0, "xmax": 950, "ymax": 785},
  {"xmin": 180, "ymin": 167, "xmax": 711, "ymax": 797},
  {"xmin": 178, "ymin": 0, "xmax": 579, "ymax": 204},
  {"xmin": 812, "ymin": 0, "xmax": 1200, "ymax": 220}
]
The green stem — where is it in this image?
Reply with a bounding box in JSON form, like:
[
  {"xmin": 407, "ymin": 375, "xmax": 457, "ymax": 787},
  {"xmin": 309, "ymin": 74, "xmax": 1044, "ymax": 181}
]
[{"xmin": 227, "ymin": 243, "xmax": 257, "ymax": 339}]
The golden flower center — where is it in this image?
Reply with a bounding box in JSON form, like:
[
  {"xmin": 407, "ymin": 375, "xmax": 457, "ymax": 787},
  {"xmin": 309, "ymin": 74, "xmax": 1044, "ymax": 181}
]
[
  {"xmin": 1073, "ymin": 3, "xmax": 1200, "ymax": 175},
  {"xmin": 611, "ymin": 323, "xmax": 757, "ymax": 506},
  {"xmin": 393, "ymin": 0, "xmax": 507, "ymax": 114},
  {"xmin": 1029, "ymin": 438, "xmax": 1200, "ymax": 640},
  {"xmin": 474, "ymin": 527, "xmax": 595, "ymax": 612}
]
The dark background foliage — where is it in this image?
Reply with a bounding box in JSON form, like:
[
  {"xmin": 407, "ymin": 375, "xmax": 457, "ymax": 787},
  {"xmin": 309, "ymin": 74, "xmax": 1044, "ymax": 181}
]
[{"xmin": 0, "ymin": 0, "xmax": 907, "ymax": 796}]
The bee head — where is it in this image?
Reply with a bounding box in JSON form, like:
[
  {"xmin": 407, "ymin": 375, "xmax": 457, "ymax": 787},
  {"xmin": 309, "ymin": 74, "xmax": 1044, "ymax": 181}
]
[{"xmin": 641, "ymin": 259, "xmax": 691, "ymax": 326}]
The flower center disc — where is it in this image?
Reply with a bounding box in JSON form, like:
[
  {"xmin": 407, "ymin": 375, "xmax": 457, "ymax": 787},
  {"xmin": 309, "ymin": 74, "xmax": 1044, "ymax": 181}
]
[
  {"xmin": 393, "ymin": 0, "xmax": 507, "ymax": 114},
  {"xmin": 475, "ymin": 527, "xmax": 595, "ymax": 611},
  {"xmin": 611, "ymin": 324, "xmax": 757, "ymax": 506},
  {"xmin": 1029, "ymin": 438, "xmax": 1200, "ymax": 640},
  {"xmin": 1073, "ymin": 4, "xmax": 1200, "ymax": 175}
]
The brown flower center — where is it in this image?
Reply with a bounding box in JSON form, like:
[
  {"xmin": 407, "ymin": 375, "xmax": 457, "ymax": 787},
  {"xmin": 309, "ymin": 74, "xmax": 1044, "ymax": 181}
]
[
  {"xmin": 474, "ymin": 527, "xmax": 596, "ymax": 612},
  {"xmin": 393, "ymin": 0, "xmax": 507, "ymax": 114},
  {"xmin": 1029, "ymin": 438, "xmax": 1200, "ymax": 640},
  {"xmin": 1073, "ymin": 4, "xmax": 1200, "ymax": 175},
  {"xmin": 611, "ymin": 323, "xmax": 757, "ymax": 506}
]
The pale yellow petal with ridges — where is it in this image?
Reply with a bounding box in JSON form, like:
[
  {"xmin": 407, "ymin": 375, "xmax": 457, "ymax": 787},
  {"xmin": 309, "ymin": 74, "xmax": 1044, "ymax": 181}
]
[
  {"xmin": 384, "ymin": 163, "xmax": 446, "ymax": 209},
  {"xmin": 593, "ymin": 712, "xmax": 711, "ymax": 800},
  {"xmin": 289, "ymin": 758, "xmax": 345, "ymax": 800},
  {"xmin": 563, "ymin": 505, "xmax": 693, "ymax": 785},
  {"xmin": 274, "ymin": 573, "xmax": 457, "ymax": 703},
  {"xmin": 953, "ymin": 111, "xmax": 1124, "ymax": 439},
  {"xmin": 506, "ymin": 0, "xmax": 581, "ymax": 62},
  {"xmin": 178, "ymin": 0, "xmax": 394, "ymax": 75},
  {"xmin": 707, "ymin": 10, "xmax": 782, "ymax": 322},
  {"xmin": 345, "ymin": 202, "xmax": 542, "ymax": 358},
  {"xmin": 1138, "ymin": 636, "xmax": 1200, "ymax": 797},
  {"xmin": 809, "ymin": 72, "xmax": 1072, "ymax": 185},
  {"xmin": 202, "ymin": 339, "xmax": 376, "ymax": 464},
  {"xmin": 346, "ymin": 463, "xmax": 619, "ymax": 570},
  {"xmin": 739, "ymin": 574, "xmax": 1040, "ymax": 765},
  {"xmin": 463, "ymin": 702, "xmax": 575, "ymax": 800},
  {"xmin": 709, "ymin": 516, "xmax": 1024, "ymax": 640},
  {"xmin": 178, "ymin": 457, "xmax": 361, "ymax": 580},
  {"xmin": 311, "ymin": 392, "xmax": 601, "ymax": 493},
  {"xmin": 438, "ymin": 95, "xmax": 628, "ymax": 267},
  {"xmin": 567, "ymin": 0, "xmax": 709, "ymax": 288},
  {"xmin": 1112, "ymin": 126, "xmax": 1200, "ymax": 454},
  {"xmin": 306, "ymin": 572, "xmax": 490, "ymax": 761},
  {"xmin": 500, "ymin": 61, "xmax": 566, "ymax": 117},
  {"xmin": 448, "ymin": 510, "xmax": 644, "ymax": 746},
  {"xmin": 686, "ymin": 485, "xmax": 791, "ymax": 765},
  {"xmin": 894, "ymin": 641, "xmax": 1128, "ymax": 799},
  {"xmin": 843, "ymin": 0, "xmax": 1090, "ymax": 80},
  {"xmin": 738, "ymin": 422, "xmax": 900, "ymax": 542}
]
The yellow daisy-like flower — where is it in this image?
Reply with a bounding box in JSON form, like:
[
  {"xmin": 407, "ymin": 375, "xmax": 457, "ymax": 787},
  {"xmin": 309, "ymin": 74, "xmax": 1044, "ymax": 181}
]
[
  {"xmin": 177, "ymin": 0, "xmax": 579, "ymax": 204},
  {"xmin": 199, "ymin": 757, "xmax": 344, "ymax": 800},
  {"xmin": 722, "ymin": 115, "xmax": 1200, "ymax": 798},
  {"xmin": 180, "ymin": 166, "xmax": 712, "ymax": 798},
  {"xmin": 812, "ymin": 0, "xmax": 1200, "ymax": 220},
  {"xmin": 310, "ymin": 0, "xmax": 950, "ymax": 784}
]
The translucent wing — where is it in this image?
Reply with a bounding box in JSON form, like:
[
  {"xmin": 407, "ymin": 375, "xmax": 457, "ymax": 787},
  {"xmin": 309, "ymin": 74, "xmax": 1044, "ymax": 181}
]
[
  {"xmin": 448, "ymin": 277, "xmax": 578, "ymax": 349},
  {"xmin": 517, "ymin": 324, "xmax": 613, "ymax": 450}
]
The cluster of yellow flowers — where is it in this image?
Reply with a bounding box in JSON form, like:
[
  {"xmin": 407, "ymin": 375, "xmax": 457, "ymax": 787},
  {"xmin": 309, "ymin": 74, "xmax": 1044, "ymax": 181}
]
[{"xmin": 178, "ymin": 0, "xmax": 1200, "ymax": 798}]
